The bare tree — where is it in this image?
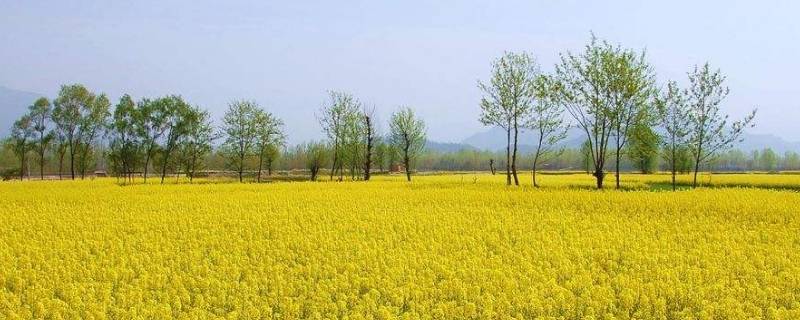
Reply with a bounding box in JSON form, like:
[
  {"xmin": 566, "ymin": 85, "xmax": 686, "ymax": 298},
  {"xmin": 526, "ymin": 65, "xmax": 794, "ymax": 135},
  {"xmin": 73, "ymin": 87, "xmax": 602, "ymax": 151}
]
[
  {"xmin": 389, "ymin": 107, "xmax": 426, "ymax": 182},
  {"xmin": 686, "ymin": 63, "xmax": 756, "ymax": 187},
  {"xmin": 478, "ymin": 52, "xmax": 539, "ymax": 186},
  {"xmin": 656, "ymin": 81, "xmax": 691, "ymax": 190},
  {"xmin": 528, "ymin": 74, "xmax": 569, "ymax": 187},
  {"xmin": 221, "ymin": 100, "xmax": 260, "ymax": 183},
  {"xmin": 362, "ymin": 105, "xmax": 377, "ymax": 181}
]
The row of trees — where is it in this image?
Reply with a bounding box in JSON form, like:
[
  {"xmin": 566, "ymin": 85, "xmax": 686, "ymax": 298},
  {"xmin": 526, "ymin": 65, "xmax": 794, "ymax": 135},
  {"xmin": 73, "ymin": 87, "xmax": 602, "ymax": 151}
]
[
  {"xmin": 317, "ymin": 91, "xmax": 426, "ymax": 182},
  {"xmin": 478, "ymin": 35, "xmax": 756, "ymax": 189},
  {"xmin": 4, "ymin": 84, "xmax": 432, "ymax": 183}
]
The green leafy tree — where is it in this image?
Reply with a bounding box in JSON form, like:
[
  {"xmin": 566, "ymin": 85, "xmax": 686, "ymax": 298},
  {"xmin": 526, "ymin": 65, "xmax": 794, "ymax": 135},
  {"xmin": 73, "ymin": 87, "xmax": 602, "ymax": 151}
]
[
  {"xmin": 318, "ymin": 91, "xmax": 361, "ymax": 181},
  {"xmin": 627, "ymin": 121, "xmax": 660, "ymax": 174},
  {"xmin": 478, "ymin": 51, "xmax": 539, "ymax": 186},
  {"xmin": 254, "ymin": 109, "xmax": 285, "ymax": 182},
  {"xmin": 108, "ymin": 94, "xmax": 141, "ymax": 183},
  {"xmin": 7, "ymin": 114, "xmax": 35, "ymax": 180},
  {"xmin": 656, "ymin": 81, "xmax": 691, "ymax": 190},
  {"xmin": 389, "ymin": 107, "xmax": 426, "ymax": 182},
  {"xmin": 29, "ymin": 97, "xmax": 53, "ymax": 179},
  {"xmin": 179, "ymin": 109, "xmax": 215, "ymax": 183},
  {"xmin": 528, "ymin": 74, "xmax": 568, "ymax": 187},
  {"xmin": 221, "ymin": 100, "xmax": 260, "ymax": 182},
  {"xmin": 554, "ymin": 36, "xmax": 617, "ymax": 189},
  {"xmin": 686, "ymin": 63, "xmax": 757, "ymax": 187},
  {"xmin": 52, "ymin": 84, "xmax": 95, "ymax": 180}
]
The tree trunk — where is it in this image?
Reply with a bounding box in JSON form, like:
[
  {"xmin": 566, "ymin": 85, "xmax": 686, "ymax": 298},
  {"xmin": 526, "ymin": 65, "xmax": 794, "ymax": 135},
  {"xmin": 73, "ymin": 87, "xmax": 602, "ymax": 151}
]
[
  {"xmin": 69, "ymin": 145, "xmax": 75, "ymax": 180},
  {"xmin": 20, "ymin": 151, "xmax": 25, "ymax": 181},
  {"xmin": 505, "ymin": 128, "xmax": 511, "ymax": 186},
  {"xmin": 404, "ymin": 155, "xmax": 411, "ymax": 182},
  {"xmin": 532, "ymin": 153, "xmax": 540, "ymax": 188},
  {"xmin": 58, "ymin": 150, "xmax": 64, "ymax": 180},
  {"xmin": 615, "ymin": 147, "xmax": 621, "ymax": 189},
  {"xmin": 594, "ymin": 169, "xmax": 604, "ymax": 189},
  {"xmin": 511, "ymin": 124, "xmax": 519, "ymax": 186},
  {"xmin": 257, "ymin": 151, "xmax": 264, "ymax": 183}
]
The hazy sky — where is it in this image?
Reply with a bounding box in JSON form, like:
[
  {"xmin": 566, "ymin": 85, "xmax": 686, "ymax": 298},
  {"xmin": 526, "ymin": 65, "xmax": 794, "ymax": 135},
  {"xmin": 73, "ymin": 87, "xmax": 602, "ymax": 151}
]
[{"xmin": 2, "ymin": 0, "xmax": 798, "ymax": 143}]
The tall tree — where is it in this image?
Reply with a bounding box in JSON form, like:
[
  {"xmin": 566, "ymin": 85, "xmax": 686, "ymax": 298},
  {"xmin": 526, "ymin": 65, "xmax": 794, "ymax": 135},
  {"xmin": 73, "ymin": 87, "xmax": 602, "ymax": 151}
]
[
  {"xmin": 158, "ymin": 96, "xmax": 196, "ymax": 184},
  {"xmin": 362, "ymin": 106, "xmax": 377, "ymax": 181},
  {"xmin": 136, "ymin": 97, "xmax": 170, "ymax": 182},
  {"xmin": 607, "ymin": 46, "xmax": 656, "ymax": 189},
  {"xmin": 52, "ymin": 84, "xmax": 95, "ymax": 180},
  {"xmin": 318, "ymin": 91, "xmax": 361, "ymax": 181},
  {"xmin": 478, "ymin": 52, "xmax": 539, "ymax": 185},
  {"xmin": 221, "ymin": 100, "xmax": 260, "ymax": 182},
  {"xmin": 554, "ymin": 36, "xmax": 616, "ymax": 188},
  {"xmin": 108, "ymin": 94, "xmax": 141, "ymax": 183},
  {"xmin": 656, "ymin": 81, "xmax": 691, "ymax": 190},
  {"xmin": 29, "ymin": 97, "xmax": 53, "ymax": 180},
  {"xmin": 528, "ymin": 74, "xmax": 568, "ymax": 187},
  {"xmin": 686, "ymin": 63, "xmax": 756, "ymax": 187},
  {"xmin": 254, "ymin": 109, "xmax": 285, "ymax": 182},
  {"xmin": 76, "ymin": 94, "xmax": 110, "ymax": 179},
  {"xmin": 626, "ymin": 120, "xmax": 660, "ymax": 174},
  {"xmin": 7, "ymin": 114, "xmax": 35, "ymax": 180},
  {"xmin": 389, "ymin": 107, "xmax": 426, "ymax": 182},
  {"xmin": 179, "ymin": 109, "xmax": 214, "ymax": 183}
]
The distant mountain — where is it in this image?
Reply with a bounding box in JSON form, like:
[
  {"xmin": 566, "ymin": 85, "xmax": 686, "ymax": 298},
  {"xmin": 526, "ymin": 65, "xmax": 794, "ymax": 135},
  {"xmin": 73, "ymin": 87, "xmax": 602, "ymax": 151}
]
[
  {"xmin": 461, "ymin": 127, "xmax": 585, "ymax": 152},
  {"xmin": 0, "ymin": 86, "xmax": 43, "ymax": 136},
  {"xmin": 425, "ymin": 140, "xmax": 476, "ymax": 153},
  {"xmin": 734, "ymin": 133, "xmax": 800, "ymax": 154},
  {"xmin": 461, "ymin": 127, "xmax": 800, "ymax": 154}
]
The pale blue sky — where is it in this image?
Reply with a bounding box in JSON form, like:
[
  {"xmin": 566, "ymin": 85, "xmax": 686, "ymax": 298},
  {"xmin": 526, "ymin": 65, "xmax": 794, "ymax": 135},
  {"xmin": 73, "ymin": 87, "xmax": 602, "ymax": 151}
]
[{"xmin": 1, "ymin": 0, "xmax": 798, "ymax": 143}]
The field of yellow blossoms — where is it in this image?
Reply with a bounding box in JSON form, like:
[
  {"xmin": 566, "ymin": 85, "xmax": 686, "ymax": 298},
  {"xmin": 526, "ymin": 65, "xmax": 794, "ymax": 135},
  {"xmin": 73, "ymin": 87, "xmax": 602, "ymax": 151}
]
[{"xmin": 1, "ymin": 173, "xmax": 799, "ymax": 319}]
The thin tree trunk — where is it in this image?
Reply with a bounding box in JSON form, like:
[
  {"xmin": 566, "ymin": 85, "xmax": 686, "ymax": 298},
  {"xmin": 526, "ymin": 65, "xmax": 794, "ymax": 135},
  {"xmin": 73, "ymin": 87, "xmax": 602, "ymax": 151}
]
[
  {"xmin": 505, "ymin": 128, "xmax": 511, "ymax": 186},
  {"xmin": 532, "ymin": 153, "xmax": 540, "ymax": 188},
  {"xmin": 615, "ymin": 147, "xmax": 621, "ymax": 189},
  {"xmin": 512, "ymin": 123, "xmax": 519, "ymax": 186},
  {"xmin": 257, "ymin": 151, "xmax": 264, "ymax": 183},
  {"xmin": 69, "ymin": 144, "xmax": 75, "ymax": 180},
  {"xmin": 20, "ymin": 151, "xmax": 25, "ymax": 180}
]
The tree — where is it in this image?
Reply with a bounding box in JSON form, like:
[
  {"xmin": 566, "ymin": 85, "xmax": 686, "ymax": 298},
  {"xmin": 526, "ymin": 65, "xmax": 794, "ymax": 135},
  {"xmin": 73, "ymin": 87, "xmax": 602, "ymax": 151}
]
[
  {"xmin": 157, "ymin": 96, "xmax": 195, "ymax": 184},
  {"xmin": 374, "ymin": 138, "xmax": 388, "ymax": 172},
  {"xmin": 29, "ymin": 97, "xmax": 53, "ymax": 180},
  {"xmin": 75, "ymin": 94, "xmax": 110, "ymax": 179},
  {"xmin": 108, "ymin": 95, "xmax": 141, "ymax": 183},
  {"xmin": 686, "ymin": 63, "xmax": 756, "ymax": 187},
  {"xmin": 759, "ymin": 148, "xmax": 778, "ymax": 172},
  {"xmin": 478, "ymin": 52, "xmax": 539, "ymax": 186},
  {"xmin": 627, "ymin": 121, "xmax": 660, "ymax": 174},
  {"xmin": 254, "ymin": 109, "xmax": 285, "ymax": 182},
  {"xmin": 7, "ymin": 114, "xmax": 35, "ymax": 180},
  {"xmin": 554, "ymin": 36, "xmax": 616, "ymax": 188},
  {"xmin": 221, "ymin": 100, "xmax": 260, "ymax": 182},
  {"xmin": 136, "ymin": 97, "xmax": 170, "ymax": 182},
  {"xmin": 528, "ymin": 74, "xmax": 568, "ymax": 187},
  {"xmin": 389, "ymin": 107, "xmax": 426, "ymax": 182},
  {"xmin": 656, "ymin": 81, "xmax": 691, "ymax": 190},
  {"xmin": 179, "ymin": 109, "xmax": 214, "ymax": 183},
  {"xmin": 318, "ymin": 91, "xmax": 361, "ymax": 181},
  {"xmin": 362, "ymin": 106, "xmax": 377, "ymax": 181},
  {"xmin": 607, "ymin": 46, "xmax": 656, "ymax": 189},
  {"xmin": 304, "ymin": 142, "xmax": 328, "ymax": 181},
  {"xmin": 52, "ymin": 84, "xmax": 95, "ymax": 180}
]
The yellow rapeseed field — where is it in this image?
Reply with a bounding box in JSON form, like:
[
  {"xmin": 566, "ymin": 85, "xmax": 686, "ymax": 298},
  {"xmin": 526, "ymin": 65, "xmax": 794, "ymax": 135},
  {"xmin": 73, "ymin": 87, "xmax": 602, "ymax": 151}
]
[{"xmin": 1, "ymin": 173, "xmax": 799, "ymax": 319}]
